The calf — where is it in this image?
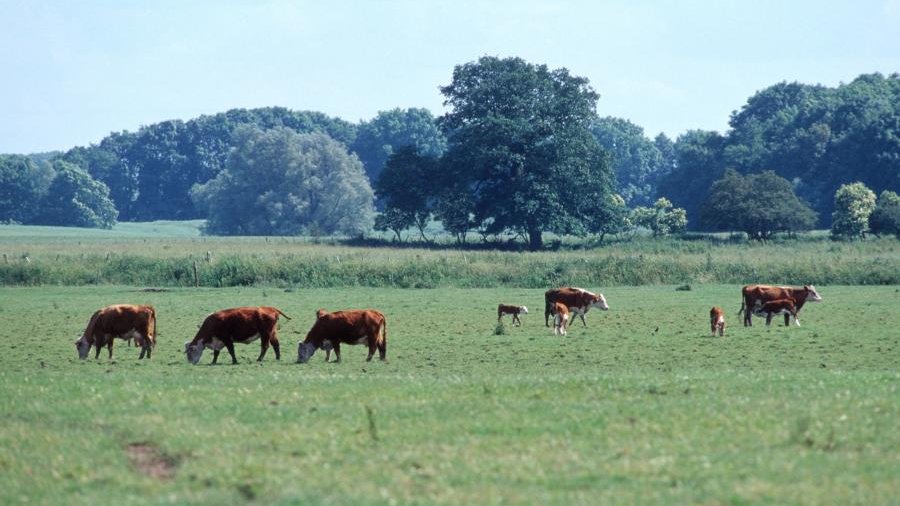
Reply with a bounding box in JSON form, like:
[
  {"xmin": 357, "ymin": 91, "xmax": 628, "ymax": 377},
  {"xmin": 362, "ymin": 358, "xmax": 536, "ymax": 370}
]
[
  {"xmin": 710, "ymin": 306, "xmax": 726, "ymax": 336},
  {"xmin": 297, "ymin": 309, "xmax": 387, "ymax": 363},
  {"xmin": 551, "ymin": 302, "xmax": 569, "ymax": 336},
  {"xmin": 544, "ymin": 287, "xmax": 609, "ymax": 327},
  {"xmin": 184, "ymin": 306, "xmax": 290, "ymax": 365},
  {"xmin": 497, "ymin": 304, "xmax": 528, "ymax": 326},
  {"xmin": 751, "ymin": 299, "xmax": 800, "ymax": 327},
  {"xmin": 75, "ymin": 304, "xmax": 157, "ymax": 360}
]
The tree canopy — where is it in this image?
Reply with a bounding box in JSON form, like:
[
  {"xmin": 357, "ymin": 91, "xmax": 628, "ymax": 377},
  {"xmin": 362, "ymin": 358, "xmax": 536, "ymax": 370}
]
[
  {"xmin": 701, "ymin": 169, "xmax": 817, "ymax": 239},
  {"xmin": 0, "ymin": 154, "xmax": 54, "ymax": 223},
  {"xmin": 590, "ymin": 117, "xmax": 668, "ymax": 207},
  {"xmin": 436, "ymin": 56, "xmax": 616, "ymax": 250},
  {"xmin": 869, "ymin": 190, "xmax": 900, "ymax": 237},
  {"xmin": 191, "ymin": 127, "xmax": 374, "ymax": 236},
  {"xmin": 33, "ymin": 160, "xmax": 118, "ymax": 228},
  {"xmin": 831, "ymin": 182, "xmax": 877, "ymax": 239}
]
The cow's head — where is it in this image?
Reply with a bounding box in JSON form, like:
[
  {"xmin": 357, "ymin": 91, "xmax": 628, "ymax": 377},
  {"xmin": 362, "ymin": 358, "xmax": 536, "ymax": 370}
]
[
  {"xmin": 74, "ymin": 337, "xmax": 90, "ymax": 359},
  {"xmin": 520, "ymin": 306, "xmax": 529, "ymax": 314},
  {"xmin": 184, "ymin": 341, "xmax": 204, "ymax": 364},
  {"xmin": 297, "ymin": 340, "xmax": 318, "ymax": 363},
  {"xmin": 804, "ymin": 285, "xmax": 822, "ymax": 302},
  {"xmin": 591, "ymin": 294, "xmax": 610, "ymax": 311}
]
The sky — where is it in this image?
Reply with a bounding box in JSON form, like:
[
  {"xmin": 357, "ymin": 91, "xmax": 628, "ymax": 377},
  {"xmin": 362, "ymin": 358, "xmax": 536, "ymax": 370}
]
[{"xmin": 1, "ymin": 0, "xmax": 898, "ymax": 154}]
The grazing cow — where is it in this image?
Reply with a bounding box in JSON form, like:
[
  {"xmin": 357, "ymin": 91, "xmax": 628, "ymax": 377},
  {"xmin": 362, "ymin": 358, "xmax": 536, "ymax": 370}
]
[
  {"xmin": 739, "ymin": 284, "xmax": 822, "ymax": 326},
  {"xmin": 75, "ymin": 304, "xmax": 156, "ymax": 360},
  {"xmin": 544, "ymin": 287, "xmax": 609, "ymax": 327},
  {"xmin": 710, "ymin": 306, "xmax": 726, "ymax": 336},
  {"xmin": 184, "ymin": 306, "xmax": 290, "ymax": 365},
  {"xmin": 751, "ymin": 299, "xmax": 801, "ymax": 326},
  {"xmin": 497, "ymin": 304, "xmax": 528, "ymax": 326},
  {"xmin": 297, "ymin": 309, "xmax": 386, "ymax": 363},
  {"xmin": 551, "ymin": 302, "xmax": 569, "ymax": 336}
]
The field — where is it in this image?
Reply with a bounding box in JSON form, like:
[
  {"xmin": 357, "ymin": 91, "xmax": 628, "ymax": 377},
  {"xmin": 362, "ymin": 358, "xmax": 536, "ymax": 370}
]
[{"xmin": 1, "ymin": 283, "xmax": 898, "ymax": 505}]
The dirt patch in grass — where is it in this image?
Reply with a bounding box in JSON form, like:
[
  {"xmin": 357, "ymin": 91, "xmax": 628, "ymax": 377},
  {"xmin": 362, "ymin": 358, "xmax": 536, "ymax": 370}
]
[{"xmin": 126, "ymin": 442, "xmax": 178, "ymax": 480}]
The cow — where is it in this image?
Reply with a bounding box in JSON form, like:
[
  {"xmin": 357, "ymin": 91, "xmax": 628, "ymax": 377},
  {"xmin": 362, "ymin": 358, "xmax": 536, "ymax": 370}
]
[
  {"xmin": 297, "ymin": 309, "xmax": 386, "ymax": 363},
  {"xmin": 497, "ymin": 304, "xmax": 528, "ymax": 326},
  {"xmin": 551, "ymin": 302, "xmax": 569, "ymax": 336},
  {"xmin": 751, "ymin": 299, "xmax": 801, "ymax": 327},
  {"xmin": 184, "ymin": 306, "xmax": 290, "ymax": 365},
  {"xmin": 75, "ymin": 304, "xmax": 156, "ymax": 360},
  {"xmin": 710, "ymin": 306, "xmax": 726, "ymax": 336},
  {"xmin": 739, "ymin": 284, "xmax": 822, "ymax": 326},
  {"xmin": 544, "ymin": 287, "xmax": 609, "ymax": 327}
]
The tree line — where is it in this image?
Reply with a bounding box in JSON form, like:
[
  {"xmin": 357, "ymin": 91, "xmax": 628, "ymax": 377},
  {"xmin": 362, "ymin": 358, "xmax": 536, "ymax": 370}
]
[{"xmin": 1, "ymin": 58, "xmax": 898, "ymax": 247}]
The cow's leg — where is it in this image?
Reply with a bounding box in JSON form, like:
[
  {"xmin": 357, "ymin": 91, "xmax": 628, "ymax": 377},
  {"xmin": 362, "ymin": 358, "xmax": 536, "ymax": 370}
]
[
  {"xmin": 211, "ymin": 349, "xmax": 220, "ymax": 365},
  {"xmin": 544, "ymin": 302, "xmax": 551, "ymax": 327},
  {"xmin": 332, "ymin": 342, "xmax": 341, "ymax": 363},
  {"xmin": 366, "ymin": 340, "xmax": 376, "ymax": 362},
  {"xmin": 94, "ymin": 341, "xmax": 102, "ymax": 359},
  {"xmin": 271, "ymin": 336, "xmax": 281, "ymax": 361},
  {"xmin": 256, "ymin": 337, "xmax": 269, "ymax": 362},
  {"xmin": 107, "ymin": 340, "xmax": 114, "ymax": 359},
  {"xmin": 513, "ymin": 314, "xmax": 520, "ymax": 326},
  {"xmin": 765, "ymin": 313, "xmax": 773, "ymax": 326},
  {"xmin": 794, "ymin": 316, "xmax": 801, "ymax": 327},
  {"xmin": 784, "ymin": 313, "xmax": 790, "ymax": 327},
  {"xmin": 325, "ymin": 348, "xmax": 331, "ymax": 362},
  {"xmin": 139, "ymin": 342, "xmax": 146, "ymax": 359},
  {"xmin": 378, "ymin": 339, "xmax": 387, "ymax": 361},
  {"xmin": 578, "ymin": 312, "xmax": 587, "ymax": 327},
  {"xmin": 225, "ymin": 341, "xmax": 238, "ymax": 364}
]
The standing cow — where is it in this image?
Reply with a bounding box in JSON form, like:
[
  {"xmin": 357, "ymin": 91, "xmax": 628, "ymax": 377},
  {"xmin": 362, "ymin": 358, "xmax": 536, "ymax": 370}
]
[
  {"xmin": 184, "ymin": 306, "xmax": 290, "ymax": 365},
  {"xmin": 544, "ymin": 287, "xmax": 609, "ymax": 327},
  {"xmin": 739, "ymin": 285, "xmax": 822, "ymax": 326},
  {"xmin": 75, "ymin": 304, "xmax": 157, "ymax": 360},
  {"xmin": 551, "ymin": 302, "xmax": 570, "ymax": 336},
  {"xmin": 709, "ymin": 306, "xmax": 726, "ymax": 336},
  {"xmin": 497, "ymin": 304, "xmax": 528, "ymax": 326},
  {"xmin": 297, "ymin": 309, "xmax": 387, "ymax": 363}
]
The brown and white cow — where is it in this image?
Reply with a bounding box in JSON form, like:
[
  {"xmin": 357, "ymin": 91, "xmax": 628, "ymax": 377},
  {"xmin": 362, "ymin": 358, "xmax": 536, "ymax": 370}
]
[
  {"xmin": 497, "ymin": 304, "xmax": 528, "ymax": 326},
  {"xmin": 75, "ymin": 304, "xmax": 156, "ymax": 360},
  {"xmin": 709, "ymin": 306, "xmax": 726, "ymax": 336},
  {"xmin": 544, "ymin": 287, "xmax": 609, "ymax": 327},
  {"xmin": 184, "ymin": 306, "xmax": 290, "ymax": 365},
  {"xmin": 751, "ymin": 299, "xmax": 801, "ymax": 327},
  {"xmin": 297, "ymin": 309, "xmax": 386, "ymax": 363},
  {"xmin": 551, "ymin": 302, "xmax": 570, "ymax": 336},
  {"xmin": 739, "ymin": 284, "xmax": 822, "ymax": 326}
]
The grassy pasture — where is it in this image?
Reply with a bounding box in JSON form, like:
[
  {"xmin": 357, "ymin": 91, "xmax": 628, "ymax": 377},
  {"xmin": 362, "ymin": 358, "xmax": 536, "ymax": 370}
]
[{"xmin": 0, "ymin": 284, "xmax": 897, "ymax": 505}]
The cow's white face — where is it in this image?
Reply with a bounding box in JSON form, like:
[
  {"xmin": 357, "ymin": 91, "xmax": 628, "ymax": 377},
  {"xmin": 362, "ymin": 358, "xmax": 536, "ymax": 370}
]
[
  {"xmin": 592, "ymin": 294, "xmax": 609, "ymax": 311},
  {"xmin": 75, "ymin": 337, "xmax": 90, "ymax": 359},
  {"xmin": 297, "ymin": 341, "xmax": 317, "ymax": 363},
  {"xmin": 805, "ymin": 285, "xmax": 822, "ymax": 302},
  {"xmin": 520, "ymin": 306, "xmax": 529, "ymax": 314},
  {"xmin": 185, "ymin": 341, "xmax": 204, "ymax": 364}
]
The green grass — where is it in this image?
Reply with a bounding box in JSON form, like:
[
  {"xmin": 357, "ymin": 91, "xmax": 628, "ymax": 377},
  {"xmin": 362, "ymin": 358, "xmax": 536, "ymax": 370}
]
[
  {"xmin": 1, "ymin": 223, "xmax": 898, "ymax": 287},
  {"xmin": 0, "ymin": 285, "xmax": 897, "ymax": 505}
]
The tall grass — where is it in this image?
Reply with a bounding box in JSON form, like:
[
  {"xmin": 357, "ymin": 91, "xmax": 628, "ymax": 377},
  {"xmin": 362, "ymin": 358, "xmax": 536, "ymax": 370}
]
[{"xmin": 1, "ymin": 229, "xmax": 897, "ymax": 287}]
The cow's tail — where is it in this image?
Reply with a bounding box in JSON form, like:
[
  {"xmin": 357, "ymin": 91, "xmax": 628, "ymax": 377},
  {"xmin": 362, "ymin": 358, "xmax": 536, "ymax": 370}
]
[
  {"xmin": 274, "ymin": 308, "xmax": 292, "ymax": 320},
  {"xmin": 376, "ymin": 315, "xmax": 387, "ymax": 347},
  {"xmin": 737, "ymin": 300, "xmax": 745, "ymax": 316}
]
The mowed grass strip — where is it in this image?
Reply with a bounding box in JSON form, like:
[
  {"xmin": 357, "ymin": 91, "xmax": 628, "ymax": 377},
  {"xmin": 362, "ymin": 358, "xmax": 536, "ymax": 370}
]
[{"xmin": 0, "ymin": 285, "xmax": 897, "ymax": 505}]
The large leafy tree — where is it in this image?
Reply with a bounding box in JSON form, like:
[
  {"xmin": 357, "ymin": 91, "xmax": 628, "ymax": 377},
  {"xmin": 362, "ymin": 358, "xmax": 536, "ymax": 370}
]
[
  {"xmin": 701, "ymin": 169, "xmax": 817, "ymax": 240},
  {"xmin": 869, "ymin": 190, "xmax": 900, "ymax": 237},
  {"xmin": 590, "ymin": 117, "xmax": 666, "ymax": 206},
  {"xmin": 656, "ymin": 130, "xmax": 727, "ymax": 229},
  {"xmin": 437, "ymin": 56, "xmax": 616, "ymax": 250},
  {"xmin": 351, "ymin": 108, "xmax": 447, "ymax": 186},
  {"xmin": 831, "ymin": 182, "xmax": 877, "ymax": 239},
  {"xmin": 0, "ymin": 154, "xmax": 55, "ymax": 223},
  {"xmin": 33, "ymin": 161, "xmax": 118, "ymax": 228},
  {"xmin": 374, "ymin": 146, "xmax": 438, "ymax": 241},
  {"xmin": 191, "ymin": 127, "xmax": 374, "ymax": 236}
]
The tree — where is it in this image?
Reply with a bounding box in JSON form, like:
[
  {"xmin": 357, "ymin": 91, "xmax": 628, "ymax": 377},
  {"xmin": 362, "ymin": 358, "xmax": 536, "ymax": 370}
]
[
  {"xmin": 831, "ymin": 182, "xmax": 877, "ymax": 239},
  {"xmin": 869, "ymin": 190, "xmax": 900, "ymax": 237},
  {"xmin": 375, "ymin": 146, "xmax": 438, "ymax": 241},
  {"xmin": 701, "ymin": 169, "xmax": 817, "ymax": 240},
  {"xmin": 437, "ymin": 56, "xmax": 616, "ymax": 250},
  {"xmin": 0, "ymin": 154, "xmax": 55, "ymax": 223},
  {"xmin": 590, "ymin": 117, "xmax": 666, "ymax": 206},
  {"xmin": 33, "ymin": 161, "xmax": 118, "ymax": 228},
  {"xmin": 585, "ymin": 193, "xmax": 630, "ymax": 242},
  {"xmin": 351, "ymin": 108, "xmax": 447, "ymax": 186},
  {"xmin": 191, "ymin": 127, "xmax": 374, "ymax": 236},
  {"xmin": 631, "ymin": 198, "xmax": 688, "ymax": 237},
  {"xmin": 656, "ymin": 130, "xmax": 727, "ymax": 229}
]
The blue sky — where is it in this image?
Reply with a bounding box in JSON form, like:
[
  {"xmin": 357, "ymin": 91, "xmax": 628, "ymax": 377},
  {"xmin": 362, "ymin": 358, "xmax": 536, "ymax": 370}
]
[{"xmin": 1, "ymin": 0, "xmax": 898, "ymax": 154}]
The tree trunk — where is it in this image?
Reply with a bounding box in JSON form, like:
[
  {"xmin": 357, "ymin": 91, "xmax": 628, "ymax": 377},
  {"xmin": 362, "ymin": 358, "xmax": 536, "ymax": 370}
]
[{"xmin": 528, "ymin": 228, "xmax": 543, "ymax": 251}]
